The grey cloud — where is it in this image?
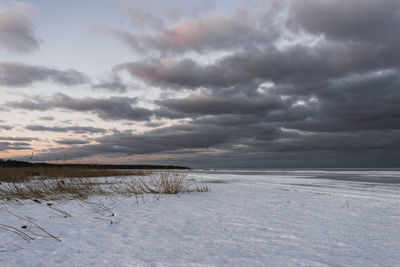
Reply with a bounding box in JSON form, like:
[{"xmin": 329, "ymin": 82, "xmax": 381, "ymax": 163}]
[
  {"xmin": 263, "ymin": 130, "xmax": 400, "ymax": 153},
  {"xmin": 114, "ymin": 0, "xmax": 400, "ymax": 92},
  {"xmin": 119, "ymin": 4, "xmax": 164, "ymax": 30},
  {"xmin": 318, "ymin": 71, "xmax": 400, "ymax": 125},
  {"xmin": 0, "ymin": 141, "xmax": 31, "ymax": 151},
  {"xmin": 0, "ymin": 137, "xmax": 39, "ymax": 141},
  {"xmin": 144, "ymin": 121, "xmax": 165, "ymax": 128},
  {"xmin": 289, "ymin": 0, "xmax": 400, "ymax": 43},
  {"xmin": 97, "ymin": 125, "xmax": 231, "ymax": 154},
  {"xmin": 157, "ymin": 93, "xmax": 285, "ymax": 115},
  {"xmin": 9, "ymin": 0, "xmax": 400, "ymax": 167},
  {"xmin": 28, "ymin": 118, "xmax": 400, "ymax": 162},
  {"xmin": 39, "ymin": 116, "xmax": 55, "ymax": 121},
  {"xmin": 29, "ymin": 123, "xmax": 233, "ymax": 160},
  {"xmin": 23, "ymin": 116, "xmax": 400, "ymax": 168},
  {"xmin": 26, "ymin": 125, "xmax": 107, "ymax": 134},
  {"xmin": 0, "ymin": 62, "xmax": 89, "ymax": 87},
  {"xmin": 0, "ymin": 125, "xmax": 13, "ymax": 130},
  {"xmin": 0, "ymin": 2, "xmax": 39, "ymax": 53},
  {"xmin": 113, "ymin": 0, "xmax": 400, "ymax": 57},
  {"xmin": 117, "ymin": 41, "xmax": 400, "ymax": 91},
  {"xmin": 271, "ymin": 70, "xmax": 400, "ymax": 134},
  {"xmin": 8, "ymin": 93, "xmax": 153, "ymax": 121},
  {"xmin": 116, "ymin": 59, "xmax": 211, "ymax": 88},
  {"xmin": 115, "ymin": 45, "xmax": 339, "ymax": 90},
  {"xmin": 110, "ymin": 29, "xmax": 144, "ymax": 53},
  {"xmin": 55, "ymin": 139, "xmax": 91, "ymax": 145},
  {"xmin": 92, "ymin": 76, "xmax": 128, "ymax": 93},
  {"xmin": 170, "ymin": 148, "xmax": 400, "ymax": 169},
  {"xmin": 111, "ymin": 9, "xmax": 276, "ymax": 55},
  {"xmin": 26, "ymin": 66, "xmax": 400, "ymax": 163}
]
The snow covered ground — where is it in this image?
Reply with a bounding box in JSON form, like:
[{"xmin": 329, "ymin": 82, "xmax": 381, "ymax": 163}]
[{"xmin": 1, "ymin": 169, "xmax": 399, "ymax": 266}]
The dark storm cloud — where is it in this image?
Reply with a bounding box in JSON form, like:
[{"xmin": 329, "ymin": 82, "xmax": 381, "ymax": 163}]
[
  {"xmin": 31, "ymin": 118, "xmax": 285, "ymax": 160},
  {"xmin": 262, "ymin": 130, "xmax": 400, "ymax": 153},
  {"xmin": 145, "ymin": 68, "xmax": 400, "ymax": 166},
  {"xmin": 11, "ymin": 0, "xmax": 400, "ymax": 167},
  {"xmin": 118, "ymin": 41, "xmax": 400, "ymax": 91},
  {"xmin": 269, "ymin": 70, "xmax": 400, "ymax": 133},
  {"xmin": 115, "ymin": 46, "xmax": 334, "ymax": 89},
  {"xmin": 161, "ymin": 149, "xmax": 400, "ymax": 169},
  {"xmin": 96, "ymin": 125, "xmax": 232, "ymax": 154},
  {"xmin": 157, "ymin": 93, "xmax": 285, "ymax": 115},
  {"xmin": 113, "ymin": 0, "xmax": 400, "ymax": 93},
  {"xmin": 8, "ymin": 93, "xmax": 153, "ymax": 121},
  {"xmin": 32, "ymin": 119, "xmax": 400, "ymax": 161},
  {"xmin": 0, "ymin": 2, "xmax": 39, "ymax": 54},
  {"xmin": 24, "ymin": 117, "xmax": 400, "ymax": 167},
  {"xmin": 107, "ymin": 0, "xmax": 400, "ymax": 168},
  {"xmin": 29, "ymin": 68, "xmax": 399, "ymax": 164},
  {"xmin": 30, "ymin": 123, "xmax": 235, "ymax": 160},
  {"xmin": 316, "ymin": 71, "xmax": 400, "ymax": 128},
  {"xmin": 26, "ymin": 125, "xmax": 107, "ymax": 134},
  {"xmin": 289, "ymin": 0, "xmax": 400, "ymax": 42},
  {"xmin": 0, "ymin": 62, "xmax": 89, "ymax": 87}
]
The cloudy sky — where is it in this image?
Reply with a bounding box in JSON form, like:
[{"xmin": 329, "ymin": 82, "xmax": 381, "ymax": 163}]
[{"xmin": 0, "ymin": 0, "xmax": 399, "ymax": 168}]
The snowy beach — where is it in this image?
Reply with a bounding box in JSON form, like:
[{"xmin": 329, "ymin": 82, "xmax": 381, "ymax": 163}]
[{"xmin": 1, "ymin": 169, "xmax": 399, "ymax": 266}]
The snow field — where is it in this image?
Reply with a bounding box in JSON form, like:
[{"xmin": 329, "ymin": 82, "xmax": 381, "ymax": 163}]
[{"xmin": 0, "ymin": 171, "xmax": 399, "ymax": 266}]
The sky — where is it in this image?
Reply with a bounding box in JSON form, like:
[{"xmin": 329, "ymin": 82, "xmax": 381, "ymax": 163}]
[{"xmin": 0, "ymin": 0, "xmax": 399, "ymax": 168}]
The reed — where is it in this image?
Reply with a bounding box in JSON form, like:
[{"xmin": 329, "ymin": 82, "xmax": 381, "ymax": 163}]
[
  {"xmin": 0, "ymin": 167, "xmax": 150, "ymax": 183},
  {"xmin": 0, "ymin": 170, "xmax": 209, "ymax": 200}
]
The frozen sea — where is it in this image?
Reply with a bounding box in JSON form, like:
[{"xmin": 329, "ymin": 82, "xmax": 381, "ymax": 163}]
[{"xmin": 1, "ymin": 169, "xmax": 399, "ymax": 266}]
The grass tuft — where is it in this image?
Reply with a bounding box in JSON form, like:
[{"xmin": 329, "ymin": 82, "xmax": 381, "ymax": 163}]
[{"xmin": 122, "ymin": 170, "xmax": 209, "ymax": 195}]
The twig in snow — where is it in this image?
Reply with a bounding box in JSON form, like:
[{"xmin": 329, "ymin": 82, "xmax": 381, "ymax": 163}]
[
  {"xmin": 6, "ymin": 210, "xmax": 61, "ymax": 242},
  {"xmin": 47, "ymin": 205, "xmax": 72, "ymax": 218},
  {"xmin": 0, "ymin": 223, "xmax": 34, "ymax": 242}
]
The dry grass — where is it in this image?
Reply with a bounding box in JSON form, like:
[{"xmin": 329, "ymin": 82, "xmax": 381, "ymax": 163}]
[
  {"xmin": 122, "ymin": 170, "xmax": 209, "ymax": 195},
  {"xmin": 0, "ymin": 178, "xmax": 109, "ymax": 200},
  {"xmin": 0, "ymin": 170, "xmax": 209, "ymax": 200},
  {"xmin": 0, "ymin": 167, "xmax": 150, "ymax": 183}
]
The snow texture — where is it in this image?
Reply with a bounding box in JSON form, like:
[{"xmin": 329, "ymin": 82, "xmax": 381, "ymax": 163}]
[{"xmin": 0, "ymin": 169, "xmax": 399, "ymax": 266}]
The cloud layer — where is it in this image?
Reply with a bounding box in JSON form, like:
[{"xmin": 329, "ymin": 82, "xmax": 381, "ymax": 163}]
[
  {"xmin": 111, "ymin": 9, "xmax": 275, "ymax": 55},
  {"xmin": 3, "ymin": 0, "xmax": 400, "ymax": 167},
  {"xmin": 7, "ymin": 93, "xmax": 152, "ymax": 121}
]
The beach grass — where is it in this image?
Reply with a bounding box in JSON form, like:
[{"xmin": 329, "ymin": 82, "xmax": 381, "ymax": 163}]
[
  {"xmin": 122, "ymin": 170, "xmax": 210, "ymax": 195},
  {"xmin": 0, "ymin": 167, "xmax": 150, "ymax": 183},
  {"xmin": 0, "ymin": 170, "xmax": 209, "ymax": 200}
]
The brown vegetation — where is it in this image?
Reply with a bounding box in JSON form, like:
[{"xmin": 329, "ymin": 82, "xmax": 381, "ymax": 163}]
[
  {"xmin": 0, "ymin": 178, "xmax": 109, "ymax": 200},
  {"xmin": 0, "ymin": 167, "xmax": 150, "ymax": 183},
  {"xmin": 122, "ymin": 170, "xmax": 209, "ymax": 195},
  {"xmin": 0, "ymin": 170, "xmax": 209, "ymax": 200}
]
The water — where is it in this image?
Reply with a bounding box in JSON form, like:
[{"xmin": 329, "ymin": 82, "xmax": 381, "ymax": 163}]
[
  {"xmin": 193, "ymin": 168, "xmax": 400, "ymax": 184},
  {"xmin": 192, "ymin": 168, "xmax": 400, "ymax": 204}
]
